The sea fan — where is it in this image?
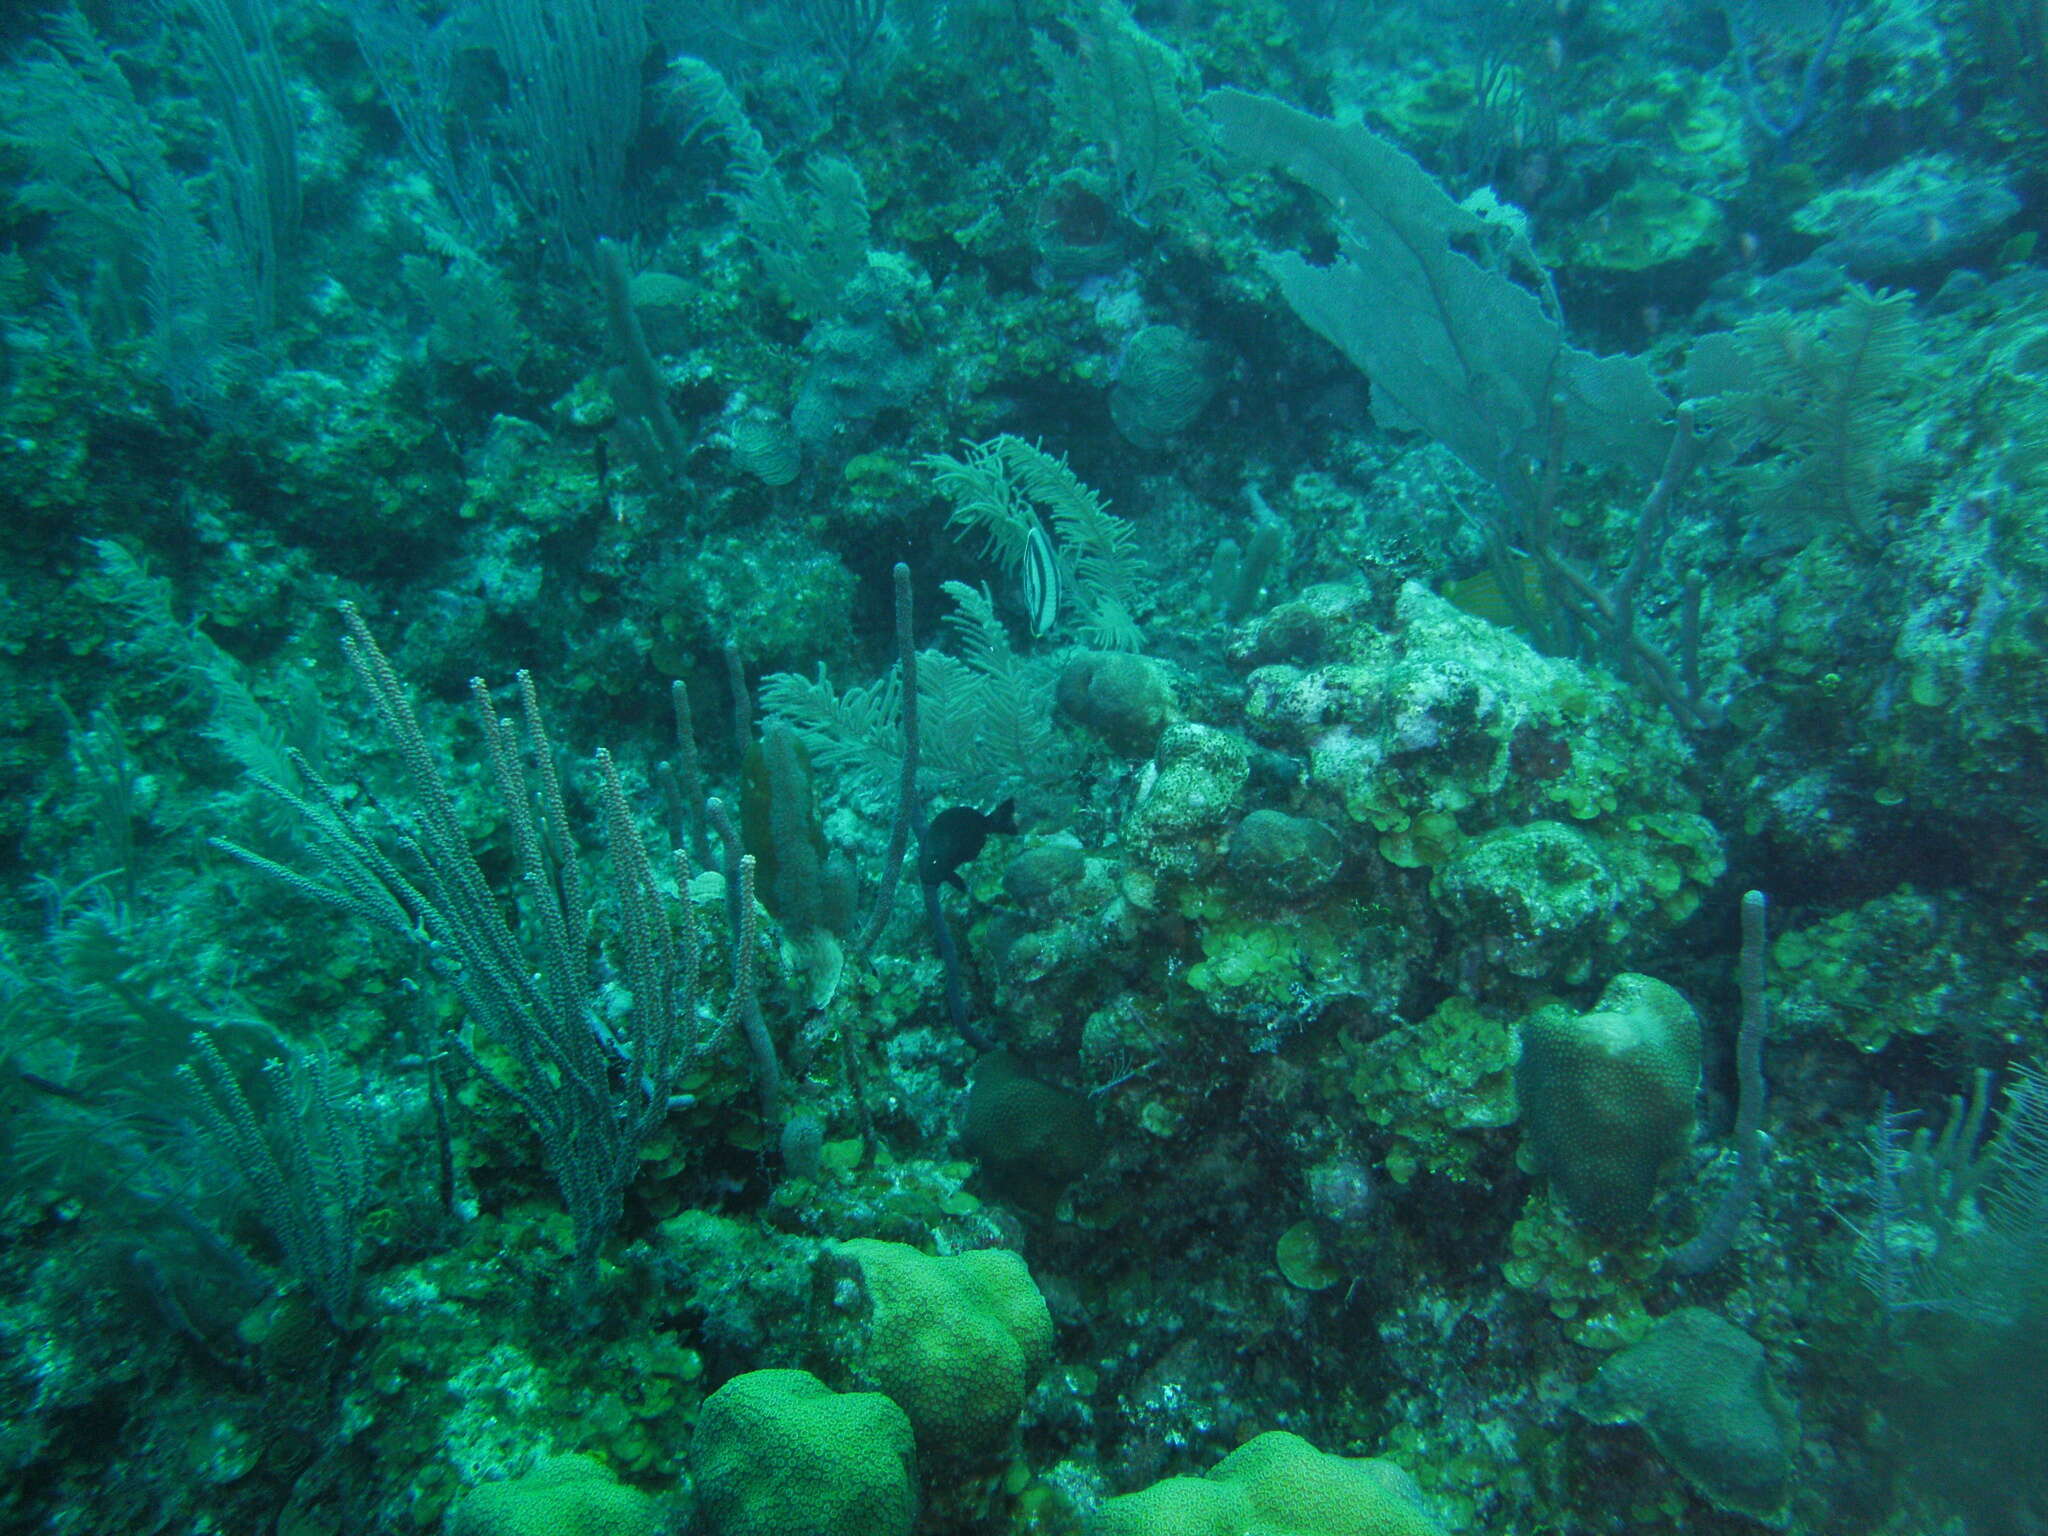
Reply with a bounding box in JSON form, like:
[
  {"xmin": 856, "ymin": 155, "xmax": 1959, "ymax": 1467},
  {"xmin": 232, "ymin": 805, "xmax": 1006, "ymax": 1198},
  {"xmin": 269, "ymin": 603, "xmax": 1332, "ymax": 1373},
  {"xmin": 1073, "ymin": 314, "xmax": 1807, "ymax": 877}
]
[{"xmin": 1704, "ymin": 285, "xmax": 1920, "ymax": 539}]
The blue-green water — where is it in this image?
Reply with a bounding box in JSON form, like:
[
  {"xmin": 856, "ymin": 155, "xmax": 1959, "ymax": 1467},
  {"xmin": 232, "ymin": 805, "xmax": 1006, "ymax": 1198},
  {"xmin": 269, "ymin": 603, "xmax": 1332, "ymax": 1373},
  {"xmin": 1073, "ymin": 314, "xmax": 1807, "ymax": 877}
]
[{"xmin": 1, "ymin": 0, "xmax": 2044, "ymax": 1531}]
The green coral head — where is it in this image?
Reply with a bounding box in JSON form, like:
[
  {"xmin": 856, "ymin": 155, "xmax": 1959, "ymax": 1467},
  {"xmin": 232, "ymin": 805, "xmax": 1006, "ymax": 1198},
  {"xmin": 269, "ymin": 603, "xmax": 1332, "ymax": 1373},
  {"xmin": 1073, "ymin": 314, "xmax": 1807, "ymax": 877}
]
[{"xmin": 1516, "ymin": 974, "xmax": 1702, "ymax": 1231}]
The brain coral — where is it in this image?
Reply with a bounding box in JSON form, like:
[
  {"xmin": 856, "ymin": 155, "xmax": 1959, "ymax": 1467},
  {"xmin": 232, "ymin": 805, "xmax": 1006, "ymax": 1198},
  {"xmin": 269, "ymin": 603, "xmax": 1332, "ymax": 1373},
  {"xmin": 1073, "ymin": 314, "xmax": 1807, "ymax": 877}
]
[
  {"xmin": 1110, "ymin": 323, "xmax": 1215, "ymax": 447},
  {"xmin": 443, "ymin": 1453, "xmax": 661, "ymax": 1536},
  {"xmin": 817, "ymin": 1238, "xmax": 1054, "ymax": 1461},
  {"xmin": 1089, "ymin": 1431, "xmax": 1447, "ymax": 1536},
  {"xmin": 688, "ymin": 1369, "xmax": 916, "ymax": 1536},
  {"xmin": 1516, "ymin": 973, "xmax": 1701, "ymax": 1230}
]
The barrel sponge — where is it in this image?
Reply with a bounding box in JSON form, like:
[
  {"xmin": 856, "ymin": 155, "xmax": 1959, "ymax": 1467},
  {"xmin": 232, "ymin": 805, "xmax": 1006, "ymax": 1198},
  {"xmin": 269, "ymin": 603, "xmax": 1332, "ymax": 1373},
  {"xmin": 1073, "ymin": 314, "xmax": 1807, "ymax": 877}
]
[
  {"xmin": 689, "ymin": 1369, "xmax": 916, "ymax": 1536},
  {"xmin": 820, "ymin": 1238, "xmax": 1054, "ymax": 1460},
  {"xmin": 1090, "ymin": 1432, "xmax": 1447, "ymax": 1536},
  {"xmin": 444, "ymin": 1454, "xmax": 662, "ymax": 1536},
  {"xmin": 1516, "ymin": 972, "xmax": 1701, "ymax": 1230},
  {"xmin": 1575, "ymin": 1307, "xmax": 1797, "ymax": 1521}
]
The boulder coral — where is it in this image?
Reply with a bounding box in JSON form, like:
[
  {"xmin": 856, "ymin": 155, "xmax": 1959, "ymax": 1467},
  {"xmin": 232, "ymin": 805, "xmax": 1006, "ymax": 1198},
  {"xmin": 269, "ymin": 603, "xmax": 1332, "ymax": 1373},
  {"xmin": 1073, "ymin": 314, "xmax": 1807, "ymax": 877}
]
[
  {"xmin": 689, "ymin": 1369, "xmax": 916, "ymax": 1536},
  {"xmin": 1516, "ymin": 974, "xmax": 1702, "ymax": 1230},
  {"xmin": 443, "ymin": 1454, "xmax": 662, "ymax": 1536},
  {"xmin": 1089, "ymin": 1431, "xmax": 1447, "ymax": 1536},
  {"xmin": 815, "ymin": 1238, "xmax": 1054, "ymax": 1462},
  {"xmin": 1575, "ymin": 1308, "xmax": 1798, "ymax": 1522}
]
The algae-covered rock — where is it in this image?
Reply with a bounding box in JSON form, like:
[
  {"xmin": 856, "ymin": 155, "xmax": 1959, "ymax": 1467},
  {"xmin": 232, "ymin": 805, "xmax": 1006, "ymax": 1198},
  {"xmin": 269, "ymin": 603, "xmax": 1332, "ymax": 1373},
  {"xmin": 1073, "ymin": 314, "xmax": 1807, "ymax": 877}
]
[
  {"xmin": 1771, "ymin": 885, "xmax": 2041, "ymax": 1053},
  {"xmin": 1794, "ymin": 153, "xmax": 2019, "ymax": 277},
  {"xmin": 1347, "ymin": 995, "xmax": 1520, "ymax": 1185},
  {"xmin": 1429, "ymin": 821, "xmax": 1627, "ymax": 984},
  {"xmin": 1502, "ymin": 1187, "xmax": 1664, "ymax": 1351},
  {"xmin": 1239, "ymin": 582, "xmax": 1711, "ymax": 908},
  {"xmin": 1571, "ymin": 178, "xmax": 1724, "ymax": 272},
  {"xmin": 1182, "ymin": 902, "xmax": 1353, "ymax": 1017},
  {"xmin": 1122, "ymin": 722, "xmax": 1250, "ymax": 880},
  {"xmin": 1576, "ymin": 1307, "xmax": 1798, "ymax": 1523}
]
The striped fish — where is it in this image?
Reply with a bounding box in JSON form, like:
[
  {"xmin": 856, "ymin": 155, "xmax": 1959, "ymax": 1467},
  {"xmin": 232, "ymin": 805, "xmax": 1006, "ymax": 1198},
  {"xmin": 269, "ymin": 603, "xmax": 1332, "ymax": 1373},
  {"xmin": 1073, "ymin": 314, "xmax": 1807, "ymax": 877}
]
[{"xmin": 1022, "ymin": 520, "xmax": 1062, "ymax": 637}]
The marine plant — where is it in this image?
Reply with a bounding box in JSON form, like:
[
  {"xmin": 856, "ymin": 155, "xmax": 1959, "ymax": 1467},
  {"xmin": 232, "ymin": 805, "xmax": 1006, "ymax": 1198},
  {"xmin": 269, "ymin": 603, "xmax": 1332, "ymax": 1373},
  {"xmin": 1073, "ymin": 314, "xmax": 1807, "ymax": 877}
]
[
  {"xmin": 214, "ymin": 607, "xmax": 761, "ymax": 1299},
  {"xmin": 1687, "ymin": 283, "xmax": 1921, "ymax": 542}
]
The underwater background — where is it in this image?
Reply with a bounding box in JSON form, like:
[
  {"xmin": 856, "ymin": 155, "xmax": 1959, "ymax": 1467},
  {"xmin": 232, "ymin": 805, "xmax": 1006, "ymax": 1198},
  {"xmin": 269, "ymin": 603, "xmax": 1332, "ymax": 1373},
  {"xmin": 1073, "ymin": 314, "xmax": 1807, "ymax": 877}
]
[{"xmin": 2, "ymin": 0, "xmax": 2046, "ymax": 1531}]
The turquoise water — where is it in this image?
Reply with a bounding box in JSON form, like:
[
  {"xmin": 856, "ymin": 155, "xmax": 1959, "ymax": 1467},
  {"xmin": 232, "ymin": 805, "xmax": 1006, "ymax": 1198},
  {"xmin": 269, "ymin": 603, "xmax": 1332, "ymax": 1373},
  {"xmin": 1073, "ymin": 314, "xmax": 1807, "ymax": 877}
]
[{"xmin": 1, "ymin": 0, "xmax": 2043, "ymax": 1530}]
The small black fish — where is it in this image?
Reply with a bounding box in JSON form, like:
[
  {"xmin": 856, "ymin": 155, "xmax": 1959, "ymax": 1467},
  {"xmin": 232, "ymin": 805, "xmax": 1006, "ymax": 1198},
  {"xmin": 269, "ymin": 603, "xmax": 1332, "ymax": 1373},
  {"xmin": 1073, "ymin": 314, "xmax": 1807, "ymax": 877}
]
[
  {"xmin": 919, "ymin": 799, "xmax": 1018, "ymax": 892},
  {"xmin": 14, "ymin": 1067, "xmax": 92, "ymax": 1103}
]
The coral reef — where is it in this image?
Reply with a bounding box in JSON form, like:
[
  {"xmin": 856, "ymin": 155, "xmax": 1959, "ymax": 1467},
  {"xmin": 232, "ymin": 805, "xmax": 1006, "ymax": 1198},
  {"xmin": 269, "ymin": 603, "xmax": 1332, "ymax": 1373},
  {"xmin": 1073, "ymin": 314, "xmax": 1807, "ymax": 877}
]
[
  {"xmin": 689, "ymin": 1370, "xmax": 917, "ymax": 1536},
  {"xmin": 0, "ymin": 0, "xmax": 2042, "ymax": 1532}
]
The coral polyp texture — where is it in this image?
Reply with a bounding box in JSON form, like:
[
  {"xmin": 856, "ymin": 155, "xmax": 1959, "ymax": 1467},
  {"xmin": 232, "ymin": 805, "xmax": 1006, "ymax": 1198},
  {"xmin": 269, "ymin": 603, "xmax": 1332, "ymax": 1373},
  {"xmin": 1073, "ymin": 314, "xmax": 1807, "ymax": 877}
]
[
  {"xmin": 816, "ymin": 1238, "xmax": 1054, "ymax": 1462},
  {"xmin": 689, "ymin": 1369, "xmax": 918, "ymax": 1536},
  {"xmin": 444, "ymin": 1455, "xmax": 665, "ymax": 1536},
  {"xmin": 1516, "ymin": 974, "xmax": 1703, "ymax": 1231},
  {"xmin": 1090, "ymin": 1432, "xmax": 1449, "ymax": 1536}
]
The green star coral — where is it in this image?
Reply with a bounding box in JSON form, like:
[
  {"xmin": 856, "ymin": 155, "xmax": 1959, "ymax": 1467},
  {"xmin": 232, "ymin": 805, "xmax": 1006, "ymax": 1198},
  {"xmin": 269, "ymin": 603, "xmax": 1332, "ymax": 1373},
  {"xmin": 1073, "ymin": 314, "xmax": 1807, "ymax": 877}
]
[
  {"xmin": 1092, "ymin": 1432, "xmax": 1449, "ymax": 1536},
  {"xmin": 817, "ymin": 1239, "xmax": 1053, "ymax": 1464}
]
